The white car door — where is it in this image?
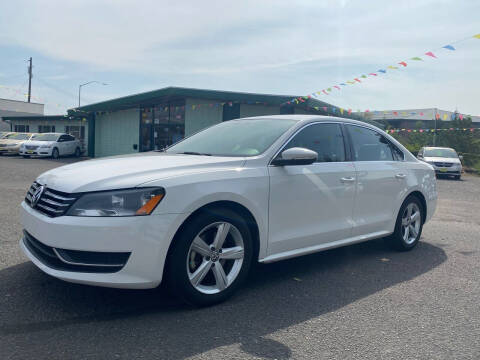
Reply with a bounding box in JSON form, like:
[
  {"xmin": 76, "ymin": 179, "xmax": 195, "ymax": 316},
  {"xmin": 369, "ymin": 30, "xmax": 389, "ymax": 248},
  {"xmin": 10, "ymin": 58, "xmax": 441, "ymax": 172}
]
[
  {"xmin": 65, "ymin": 135, "xmax": 76, "ymax": 154},
  {"xmin": 268, "ymin": 122, "xmax": 356, "ymax": 255},
  {"xmin": 344, "ymin": 124, "xmax": 407, "ymax": 237}
]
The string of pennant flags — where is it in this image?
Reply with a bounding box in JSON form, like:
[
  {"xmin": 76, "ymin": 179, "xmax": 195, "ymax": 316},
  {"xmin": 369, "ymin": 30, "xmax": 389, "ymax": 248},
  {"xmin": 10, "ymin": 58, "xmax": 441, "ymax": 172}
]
[
  {"xmin": 285, "ymin": 33, "xmax": 480, "ymax": 105},
  {"xmin": 386, "ymin": 127, "xmax": 478, "ymax": 134}
]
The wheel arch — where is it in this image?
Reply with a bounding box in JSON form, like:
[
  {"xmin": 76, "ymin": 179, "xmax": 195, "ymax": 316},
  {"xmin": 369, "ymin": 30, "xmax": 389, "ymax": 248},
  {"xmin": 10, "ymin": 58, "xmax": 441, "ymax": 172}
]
[
  {"xmin": 404, "ymin": 190, "xmax": 427, "ymax": 223},
  {"xmin": 163, "ymin": 200, "xmax": 261, "ymax": 279}
]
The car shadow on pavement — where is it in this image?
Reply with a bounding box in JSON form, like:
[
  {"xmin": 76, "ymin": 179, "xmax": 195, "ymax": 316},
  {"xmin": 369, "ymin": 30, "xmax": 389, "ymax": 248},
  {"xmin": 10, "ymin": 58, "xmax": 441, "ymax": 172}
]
[{"xmin": 0, "ymin": 239, "xmax": 446, "ymax": 359}]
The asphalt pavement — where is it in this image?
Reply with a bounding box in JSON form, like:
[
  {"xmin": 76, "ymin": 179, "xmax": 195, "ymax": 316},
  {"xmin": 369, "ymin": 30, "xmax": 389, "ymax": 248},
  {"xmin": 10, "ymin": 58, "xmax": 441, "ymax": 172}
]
[{"xmin": 0, "ymin": 156, "xmax": 479, "ymax": 359}]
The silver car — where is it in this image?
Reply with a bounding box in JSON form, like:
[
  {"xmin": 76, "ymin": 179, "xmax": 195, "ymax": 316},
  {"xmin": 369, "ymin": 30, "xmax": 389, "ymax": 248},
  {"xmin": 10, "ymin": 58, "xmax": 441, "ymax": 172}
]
[{"xmin": 417, "ymin": 147, "xmax": 462, "ymax": 179}]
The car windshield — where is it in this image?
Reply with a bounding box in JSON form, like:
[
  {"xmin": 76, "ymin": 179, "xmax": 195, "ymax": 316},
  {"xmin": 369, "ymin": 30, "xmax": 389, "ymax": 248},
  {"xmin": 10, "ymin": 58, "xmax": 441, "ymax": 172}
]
[
  {"xmin": 11, "ymin": 133, "xmax": 30, "ymax": 140},
  {"xmin": 32, "ymin": 134, "xmax": 60, "ymax": 141},
  {"xmin": 166, "ymin": 119, "xmax": 297, "ymax": 157},
  {"xmin": 424, "ymin": 148, "xmax": 458, "ymax": 158}
]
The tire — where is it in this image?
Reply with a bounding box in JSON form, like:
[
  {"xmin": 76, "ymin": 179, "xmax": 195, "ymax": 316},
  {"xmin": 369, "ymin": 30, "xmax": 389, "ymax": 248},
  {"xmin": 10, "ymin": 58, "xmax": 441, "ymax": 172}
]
[
  {"xmin": 454, "ymin": 175, "xmax": 461, "ymax": 180},
  {"xmin": 388, "ymin": 195, "xmax": 424, "ymax": 251},
  {"xmin": 22, "ymin": 155, "xmax": 30, "ymax": 159},
  {"xmin": 165, "ymin": 207, "xmax": 253, "ymax": 306},
  {"xmin": 74, "ymin": 147, "xmax": 81, "ymax": 157},
  {"xmin": 51, "ymin": 148, "xmax": 59, "ymax": 159}
]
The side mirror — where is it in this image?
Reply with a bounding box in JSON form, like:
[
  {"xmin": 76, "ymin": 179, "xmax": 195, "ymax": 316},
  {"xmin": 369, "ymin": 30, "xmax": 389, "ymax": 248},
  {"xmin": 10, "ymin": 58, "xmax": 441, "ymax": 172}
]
[
  {"xmin": 271, "ymin": 147, "xmax": 318, "ymax": 166},
  {"xmin": 459, "ymin": 155, "xmax": 463, "ymax": 160}
]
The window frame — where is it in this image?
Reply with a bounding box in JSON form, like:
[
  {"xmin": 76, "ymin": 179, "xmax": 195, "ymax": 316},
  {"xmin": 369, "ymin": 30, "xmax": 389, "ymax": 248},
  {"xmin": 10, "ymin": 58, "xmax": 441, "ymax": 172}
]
[
  {"xmin": 269, "ymin": 121, "xmax": 351, "ymax": 165},
  {"xmin": 344, "ymin": 124, "xmax": 405, "ymax": 162}
]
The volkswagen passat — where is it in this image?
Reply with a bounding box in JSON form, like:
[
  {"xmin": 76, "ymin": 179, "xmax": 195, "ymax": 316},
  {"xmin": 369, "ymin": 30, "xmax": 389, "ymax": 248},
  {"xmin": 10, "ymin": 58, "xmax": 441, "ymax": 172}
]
[{"xmin": 20, "ymin": 116, "xmax": 437, "ymax": 306}]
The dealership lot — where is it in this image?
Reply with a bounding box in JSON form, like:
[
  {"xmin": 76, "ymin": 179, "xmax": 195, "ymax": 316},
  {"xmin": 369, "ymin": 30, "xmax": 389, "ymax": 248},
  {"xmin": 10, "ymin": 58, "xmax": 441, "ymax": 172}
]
[{"xmin": 1, "ymin": 156, "xmax": 479, "ymax": 359}]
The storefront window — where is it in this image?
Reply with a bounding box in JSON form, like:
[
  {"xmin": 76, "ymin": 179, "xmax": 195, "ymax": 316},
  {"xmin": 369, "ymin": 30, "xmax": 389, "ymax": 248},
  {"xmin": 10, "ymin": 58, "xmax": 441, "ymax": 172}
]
[
  {"xmin": 38, "ymin": 125, "xmax": 55, "ymax": 133},
  {"xmin": 141, "ymin": 100, "xmax": 185, "ymax": 152},
  {"xmin": 65, "ymin": 126, "xmax": 85, "ymax": 141},
  {"xmin": 14, "ymin": 125, "xmax": 29, "ymax": 132}
]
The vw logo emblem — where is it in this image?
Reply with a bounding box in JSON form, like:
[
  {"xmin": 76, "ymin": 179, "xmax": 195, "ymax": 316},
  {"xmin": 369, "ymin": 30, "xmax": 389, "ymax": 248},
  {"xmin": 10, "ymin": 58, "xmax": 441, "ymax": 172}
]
[{"xmin": 31, "ymin": 185, "xmax": 45, "ymax": 208}]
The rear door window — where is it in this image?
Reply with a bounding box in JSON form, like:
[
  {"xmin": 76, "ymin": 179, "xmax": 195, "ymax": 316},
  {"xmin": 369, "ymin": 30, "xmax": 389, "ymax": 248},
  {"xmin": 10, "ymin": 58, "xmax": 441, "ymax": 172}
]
[{"xmin": 346, "ymin": 125, "xmax": 394, "ymax": 161}]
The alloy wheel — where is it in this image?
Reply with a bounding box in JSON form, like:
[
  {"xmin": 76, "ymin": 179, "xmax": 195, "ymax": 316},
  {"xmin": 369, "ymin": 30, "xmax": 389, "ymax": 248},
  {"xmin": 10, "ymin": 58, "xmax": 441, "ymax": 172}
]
[
  {"xmin": 401, "ymin": 203, "xmax": 421, "ymax": 244},
  {"xmin": 186, "ymin": 221, "xmax": 245, "ymax": 294}
]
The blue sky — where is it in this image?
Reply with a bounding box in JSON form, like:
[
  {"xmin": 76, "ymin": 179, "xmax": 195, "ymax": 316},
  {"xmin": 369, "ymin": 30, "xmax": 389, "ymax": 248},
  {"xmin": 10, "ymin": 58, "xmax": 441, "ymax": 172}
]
[{"xmin": 0, "ymin": 0, "xmax": 479, "ymax": 115}]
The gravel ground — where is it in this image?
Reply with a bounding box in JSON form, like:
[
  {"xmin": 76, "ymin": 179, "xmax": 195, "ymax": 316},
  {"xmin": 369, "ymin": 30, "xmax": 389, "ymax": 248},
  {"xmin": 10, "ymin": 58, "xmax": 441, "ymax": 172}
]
[{"xmin": 0, "ymin": 156, "xmax": 479, "ymax": 359}]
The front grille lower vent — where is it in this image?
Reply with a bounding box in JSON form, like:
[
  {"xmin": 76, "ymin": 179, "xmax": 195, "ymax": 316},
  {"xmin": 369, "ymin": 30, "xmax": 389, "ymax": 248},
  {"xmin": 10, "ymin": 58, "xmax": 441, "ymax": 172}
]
[
  {"xmin": 433, "ymin": 162, "xmax": 453, "ymax": 167},
  {"xmin": 25, "ymin": 182, "xmax": 80, "ymax": 217}
]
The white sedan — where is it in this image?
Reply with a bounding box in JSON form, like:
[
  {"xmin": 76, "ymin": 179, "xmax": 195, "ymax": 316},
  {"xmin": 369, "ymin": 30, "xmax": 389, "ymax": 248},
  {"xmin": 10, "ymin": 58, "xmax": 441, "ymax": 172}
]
[
  {"xmin": 20, "ymin": 116, "xmax": 437, "ymax": 306},
  {"xmin": 20, "ymin": 133, "xmax": 83, "ymax": 159}
]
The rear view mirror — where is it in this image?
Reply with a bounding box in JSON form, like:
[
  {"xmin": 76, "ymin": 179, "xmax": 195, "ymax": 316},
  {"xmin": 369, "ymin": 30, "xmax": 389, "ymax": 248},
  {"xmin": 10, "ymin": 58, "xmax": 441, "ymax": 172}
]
[{"xmin": 271, "ymin": 147, "xmax": 318, "ymax": 166}]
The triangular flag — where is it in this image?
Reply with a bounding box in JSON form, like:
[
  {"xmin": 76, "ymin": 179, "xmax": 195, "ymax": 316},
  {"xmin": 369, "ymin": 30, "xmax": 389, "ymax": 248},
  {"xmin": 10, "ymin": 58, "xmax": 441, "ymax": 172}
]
[
  {"xmin": 369, "ymin": 73, "xmax": 377, "ymax": 76},
  {"xmin": 354, "ymin": 78, "xmax": 361, "ymax": 82},
  {"xmin": 340, "ymin": 83, "xmax": 347, "ymax": 86},
  {"xmin": 347, "ymin": 81, "xmax": 355, "ymax": 84},
  {"xmin": 473, "ymin": 34, "xmax": 480, "ymax": 39},
  {"xmin": 361, "ymin": 75, "xmax": 367, "ymax": 78},
  {"xmin": 459, "ymin": 114, "xmax": 464, "ymax": 120},
  {"xmin": 323, "ymin": 106, "xmax": 327, "ymax": 111},
  {"xmin": 443, "ymin": 45, "xmax": 455, "ymax": 50},
  {"xmin": 443, "ymin": 114, "xmax": 448, "ymax": 120},
  {"xmin": 334, "ymin": 85, "xmax": 341, "ymax": 90},
  {"xmin": 316, "ymin": 91, "xmax": 322, "ymax": 95},
  {"xmin": 322, "ymin": 90, "xmax": 329, "ymax": 95},
  {"xmin": 420, "ymin": 112, "xmax": 424, "ymax": 116},
  {"xmin": 340, "ymin": 108, "xmax": 344, "ymax": 114},
  {"xmin": 387, "ymin": 65, "xmax": 398, "ymax": 70},
  {"xmin": 348, "ymin": 109, "xmax": 352, "ymax": 114},
  {"xmin": 327, "ymin": 88, "xmax": 332, "ymax": 92},
  {"xmin": 425, "ymin": 51, "xmax": 437, "ymax": 58},
  {"xmin": 399, "ymin": 61, "xmax": 407, "ymax": 67},
  {"xmin": 411, "ymin": 57, "xmax": 423, "ymax": 61},
  {"xmin": 378, "ymin": 69, "xmax": 387, "ymax": 73}
]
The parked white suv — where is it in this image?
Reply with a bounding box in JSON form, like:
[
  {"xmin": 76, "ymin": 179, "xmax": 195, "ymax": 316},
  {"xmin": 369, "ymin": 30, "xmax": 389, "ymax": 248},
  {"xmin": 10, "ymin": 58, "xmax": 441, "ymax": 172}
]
[
  {"xmin": 20, "ymin": 116, "xmax": 437, "ymax": 306},
  {"xmin": 417, "ymin": 146, "xmax": 462, "ymax": 179},
  {"xmin": 20, "ymin": 133, "xmax": 83, "ymax": 159}
]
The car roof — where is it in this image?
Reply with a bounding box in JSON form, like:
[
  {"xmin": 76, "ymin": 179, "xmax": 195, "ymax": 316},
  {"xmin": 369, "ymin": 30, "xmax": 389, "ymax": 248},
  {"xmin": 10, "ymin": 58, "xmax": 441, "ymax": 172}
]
[{"xmin": 234, "ymin": 114, "xmax": 377, "ymax": 127}]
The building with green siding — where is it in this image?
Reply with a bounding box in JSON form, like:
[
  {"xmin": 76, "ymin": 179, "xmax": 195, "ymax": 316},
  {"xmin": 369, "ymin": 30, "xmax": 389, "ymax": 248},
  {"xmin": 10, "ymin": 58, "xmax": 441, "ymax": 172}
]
[{"xmin": 6, "ymin": 87, "xmax": 355, "ymax": 158}]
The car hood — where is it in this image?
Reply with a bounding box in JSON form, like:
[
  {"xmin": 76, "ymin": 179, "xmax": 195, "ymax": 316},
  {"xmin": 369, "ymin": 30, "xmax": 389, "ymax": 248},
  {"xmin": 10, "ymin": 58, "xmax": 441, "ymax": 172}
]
[
  {"xmin": 0, "ymin": 139, "xmax": 25, "ymax": 145},
  {"xmin": 423, "ymin": 156, "xmax": 461, "ymax": 164},
  {"xmin": 24, "ymin": 140, "xmax": 57, "ymax": 147},
  {"xmin": 36, "ymin": 152, "xmax": 246, "ymax": 193}
]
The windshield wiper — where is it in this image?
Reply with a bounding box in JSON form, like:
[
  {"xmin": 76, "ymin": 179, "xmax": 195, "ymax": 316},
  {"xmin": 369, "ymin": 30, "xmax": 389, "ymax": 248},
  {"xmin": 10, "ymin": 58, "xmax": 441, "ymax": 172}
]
[{"xmin": 178, "ymin": 151, "xmax": 212, "ymax": 156}]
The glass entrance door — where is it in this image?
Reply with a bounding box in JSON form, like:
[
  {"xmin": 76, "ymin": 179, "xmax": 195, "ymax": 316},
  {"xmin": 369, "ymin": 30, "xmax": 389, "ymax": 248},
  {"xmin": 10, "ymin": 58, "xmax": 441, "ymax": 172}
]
[{"xmin": 140, "ymin": 108, "xmax": 153, "ymax": 152}]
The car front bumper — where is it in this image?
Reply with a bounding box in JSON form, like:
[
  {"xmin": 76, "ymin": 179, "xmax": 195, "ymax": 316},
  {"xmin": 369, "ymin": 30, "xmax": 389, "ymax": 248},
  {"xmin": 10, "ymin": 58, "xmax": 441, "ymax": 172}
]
[
  {"xmin": 20, "ymin": 201, "xmax": 185, "ymax": 289},
  {"xmin": 0, "ymin": 146, "xmax": 20, "ymax": 154},
  {"xmin": 19, "ymin": 148, "xmax": 53, "ymax": 157}
]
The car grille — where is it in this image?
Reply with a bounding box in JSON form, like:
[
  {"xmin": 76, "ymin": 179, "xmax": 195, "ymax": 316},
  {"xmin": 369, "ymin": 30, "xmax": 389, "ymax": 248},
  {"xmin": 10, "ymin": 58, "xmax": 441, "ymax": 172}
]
[
  {"xmin": 25, "ymin": 145, "xmax": 39, "ymax": 150},
  {"xmin": 434, "ymin": 162, "xmax": 453, "ymax": 167},
  {"xmin": 22, "ymin": 231, "xmax": 130, "ymax": 273},
  {"xmin": 25, "ymin": 182, "xmax": 80, "ymax": 217}
]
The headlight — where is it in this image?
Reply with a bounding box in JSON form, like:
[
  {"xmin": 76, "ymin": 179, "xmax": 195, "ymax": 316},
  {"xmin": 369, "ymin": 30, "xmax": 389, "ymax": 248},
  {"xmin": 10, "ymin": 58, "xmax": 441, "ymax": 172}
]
[{"xmin": 66, "ymin": 187, "xmax": 165, "ymax": 217}]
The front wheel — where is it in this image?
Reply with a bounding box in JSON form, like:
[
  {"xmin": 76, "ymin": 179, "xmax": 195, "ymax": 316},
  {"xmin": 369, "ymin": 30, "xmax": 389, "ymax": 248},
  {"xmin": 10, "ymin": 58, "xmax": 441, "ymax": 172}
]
[
  {"xmin": 51, "ymin": 148, "xmax": 59, "ymax": 159},
  {"xmin": 74, "ymin": 147, "xmax": 81, "ymax": 157},
  {"xmin": 388, "ymin": 195, "xmax": 424, "ymax": 251},
  {"xmin": 166, "ymin": 207, "xmax": 253, "ymax": 306},
  {"xmin": 454, "ymin": 175, "xmax": 461, "ymax": 180}
]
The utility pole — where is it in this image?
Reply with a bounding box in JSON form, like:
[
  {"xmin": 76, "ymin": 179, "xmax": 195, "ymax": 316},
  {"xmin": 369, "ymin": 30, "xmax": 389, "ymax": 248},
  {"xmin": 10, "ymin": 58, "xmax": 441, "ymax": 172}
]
[
  {"xmin": 433, "ymin": 108, "xmax": 437, "ymax": 146},
  {"xmin": 27, "ymin": 57, "xmax": 32, "ymax": 103}
]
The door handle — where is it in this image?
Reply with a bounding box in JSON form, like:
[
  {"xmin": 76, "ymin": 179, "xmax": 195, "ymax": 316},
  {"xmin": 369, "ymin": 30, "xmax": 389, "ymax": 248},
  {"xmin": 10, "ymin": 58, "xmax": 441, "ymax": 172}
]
[
  {"xmin": 395, "ymin": 173, "xmax": 407, "ymax": 179},
  {"xmin": 340, "ymin": 176, "xmax": 356, "ymax": 183}
]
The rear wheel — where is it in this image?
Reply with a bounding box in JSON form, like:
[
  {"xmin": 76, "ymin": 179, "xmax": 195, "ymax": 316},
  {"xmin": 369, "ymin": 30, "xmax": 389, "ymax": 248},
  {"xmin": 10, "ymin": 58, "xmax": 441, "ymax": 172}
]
[
  {"xmin": 51, "ymin": 148, "xmax": 59, "ymax": 159},
  {"xmin": 74, "ymin": 147, "xmax": 81, "ymax": 157},
  {"xmin": 166, "ymin": 207, "xmax": 253, "ymax": 306},
  {"xmin": 388, "ymin": 195, "xmax": 424, "ymax": 251},
  {"xmin": 454, "ymin": 175, "xmax": 461, "ymax": 180}
]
